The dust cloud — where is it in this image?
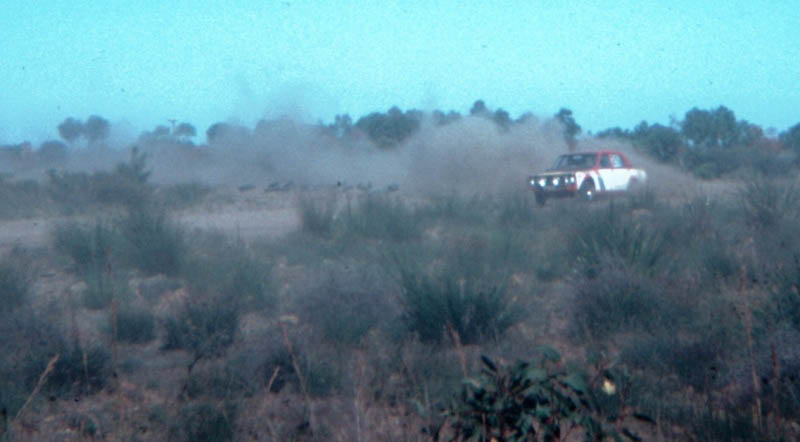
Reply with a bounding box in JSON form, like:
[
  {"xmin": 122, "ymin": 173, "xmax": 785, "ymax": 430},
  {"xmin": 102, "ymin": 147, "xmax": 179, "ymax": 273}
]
[{"xmin": 3, "ymin": 111, "xmax": 708, "ymax": 200}]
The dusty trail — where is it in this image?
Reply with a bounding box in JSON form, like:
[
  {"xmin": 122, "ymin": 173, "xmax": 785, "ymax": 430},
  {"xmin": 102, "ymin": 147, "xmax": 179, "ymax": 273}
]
[{"xmin": 0, "ymin": 206, "xmax": 300, "ymax": 251}]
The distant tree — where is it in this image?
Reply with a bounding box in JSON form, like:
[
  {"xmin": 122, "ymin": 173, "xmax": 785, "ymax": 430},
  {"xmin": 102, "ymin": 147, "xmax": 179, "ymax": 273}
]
[
  {"xmin": 493, "ymin": 109, "xmax": 511, "ymax": 131},
  {"xmin": 354, "ymin": 106, "xmax": 421, "ymax": 148},
  {"xmin": 595, "ymin": 127, "xmax": 630, "ymax": 139},
  {"xmin": 206, "ymin": 122, "xmax": 250, "ymax": 146},
  {"xmin": 632, "ymin": 122, "xmax": 682, "ymax": 162},
  {"xmin": 84, "ymin": 115, "xmax": 110, "ymax": 145},
  {"xmin": 152, "ymin": 125, "xmax": 171, "ymax": 138},
  {"xmin": 470, "ymin": 99, "xmax": 489, "ymax": 117},
  {"xmin": 331, "ymin": 114, "xmax": 352, "ymax": 138},
  {"xmin": 173, "ymin": 122, "xmax": 197, "ymax": 138},
  {"xmin": 515, "ymin": 112, "xmax": 535, "ymax": 124},
  {"xmin": 681, "ymin": 106, "xmax": 738, "ymax": 148},
  {"xmin": 432, "ymin": 110, "xmax": 461, "ymax": 126},
  {"xmin": 38, "ymin": 140, "xmax": 68, "ymax": 163},
  {"xmin": 555, "ymin": 108, "xmax": 581, "ymax": 151},
  {"xmin": 737, "ymin": 120, "xmax": 767, "ymax": 148},
  {"xmin": 57, "ymin": 118, "xmax": 84, "ymax": 144},
  {"xmin": 778, "ymin": 123, "xmax": 800, "ymax": 150}
]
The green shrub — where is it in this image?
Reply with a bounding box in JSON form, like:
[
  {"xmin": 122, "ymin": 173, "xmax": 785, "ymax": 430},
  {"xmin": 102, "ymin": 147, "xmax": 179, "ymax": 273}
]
[
  {"xmin": 116, "ymin": 308, "xmax": 156, "ymax": 344},
  {"xmin": 298, "ymin": 195, "xmax": 336, "ymax": 237},
  {"xmin": 420, "ymin": 194, "xmax": 488, "ymax": 226},
  {"xmin": 174, "ymin": 402, "xmax": 235, "ymax": 442},
  {"xmin": 496, "ymin": 192, "xmax": 538, "ymax": 226},
  {"xmin": 292, "ymin": 264, "xmax": 394, "ymax": 348},
  {"xmin": 0, "ymin": 177, "xmax": 46, "ymax": 218},
  {"xmin": 162, "ymin": 295, "xmax": 239, "ymax": 359},
  {"xmin": 341, "ymin": 193, "xmax": 421, "ymax": 241},
  {"xmin": 570, "ymin": 260, "xmax": 686, "ymax": 340},
  {"xmin": 399, "ymin": 269, "xmax": 515, "ymax": 345},
  {"xmin": 182, "ymin": 235, "xmax": 274, "ymax": 312},
  {"xmin": 81, "ymin": 269, "xmax": 121, "ymax": 309},
  {"xmin": 53, "ymin": 221, "xmax": 117, "ymax": 276},
  {"xmin": 443, "ymin": 351, "xmax": 651, "ymax": 441},
  {"xmin": 46, "ymin": 170, "xmax": 95, "ymax": 214},
  {"xmin": 118, "ymin": 206, "xmax": 185, "ymax": 276},
  {"xmin": 736, "ymin": 176, "xmax": 799, "ymax": 229},
  {"xmin": 158, "ymin": 182, "xmax": 212, "ymax": 209},
  {"xmin": 0, "ymin": 255, "xmax": 31, "ymax": 312},
  {"xmin": 23, "ymin": 339, "xmax": 110, "ymax": 398},
  {"xmin": 568, "ymin": 203, "xmax": 667, "ymax": 276}
]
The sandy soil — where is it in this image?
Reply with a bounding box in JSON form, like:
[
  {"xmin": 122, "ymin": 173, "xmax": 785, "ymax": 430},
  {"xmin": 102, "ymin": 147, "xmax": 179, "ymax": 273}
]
[{"xmin": 0, "ymin": 191, "xmax": 301, "ymax": 252}]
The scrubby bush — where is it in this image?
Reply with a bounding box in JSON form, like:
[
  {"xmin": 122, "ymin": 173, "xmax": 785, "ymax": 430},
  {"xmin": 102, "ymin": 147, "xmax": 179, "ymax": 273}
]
[
  {"xmin": 158, "ymin": 182, "xmax": 211, "ymax": 209},
  {"xmin": 116, "ymin": 308, "xmax": 156, "ymax": 344},
  {"xmin": 0, "ymin": 177, "xmax": 46, "ymax": 218},
  {"xmin": 0, "ymin": 254, "xmax": 31, "ymax": 312},
  {"xmin": 53, "ymin": 222, "xmax": 117, "ymax": 275},
  {"xmin": 399, "ymin": 269, "xmax": 515, "ymax": 345},
  {"xmin": 173, "ymin": 402, "xmax": 236, "ymax": 442},
  {"xmin": 341, "ymin": 193, "xmax": 422, "ymax": 241},
  {"xmin": 117, "ymin": 206, "xmax": 186, "ymax": 276},
  {"xmin": 23, "ymin": 339, "xmax": 111, "ymax": 398},
  {"xmin": 298, "ymin": 195, "xmax": 336, "ymax": 237},
  {"xmin": 182, "ymin": 234, "xmax": 274, "ymax": 312},
  {"xmin": 568, "ymin": 202, "xmax": 668, "ymax": 276},
  {"xmin": 570, "ymin": 259, "xmax": 688, "ymax": 340},
  {"xmin": 736, "ymin": 176, "xmax": 799, "ymax": 229},
  {"xmin": 162, "ymin": 295, "xmax": 239, "ymax": 359},
  {"xmin": 291, "ymin": 263, "xmax": 394, "ymax": 348},
  {"xmin": 81, "ymin": 269, "xmax": 125, "ymax": 309}
]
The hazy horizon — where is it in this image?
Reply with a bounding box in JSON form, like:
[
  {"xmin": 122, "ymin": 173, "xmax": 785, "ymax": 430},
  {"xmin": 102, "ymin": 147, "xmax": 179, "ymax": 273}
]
[{"xmin": 2, "ymin": 0, "xmax": 798, "ymax": 145}]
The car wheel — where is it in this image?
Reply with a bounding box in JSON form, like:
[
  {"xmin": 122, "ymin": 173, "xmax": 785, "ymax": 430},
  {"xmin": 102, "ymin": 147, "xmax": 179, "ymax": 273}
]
[
  {"xmin": 579, "ymin": 181, "xmax": 595, "ymax": 201},
  {"xmin": 627, "ymin": 177, "xmax": 641, "ymax": 191},
  {"xmin": 535, "ymin": 192, "xmax": 547, "ymax": 206}
]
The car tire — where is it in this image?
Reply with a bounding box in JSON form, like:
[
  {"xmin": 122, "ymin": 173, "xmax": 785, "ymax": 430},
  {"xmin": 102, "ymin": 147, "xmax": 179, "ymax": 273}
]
[
  {"xmin": 627, "ymin": 177, "xmax": 641, "ymax": 191},
  {"xmin": 535, "ymin": 193, "xmax": 547, "ymax": 206},
  {"xmin": 579, "ymin": 181, "xmax": 595, "ymax": 201}
]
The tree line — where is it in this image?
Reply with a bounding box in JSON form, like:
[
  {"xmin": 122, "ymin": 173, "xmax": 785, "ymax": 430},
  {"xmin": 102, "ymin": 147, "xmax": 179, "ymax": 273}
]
[{"xmin": 4, "ymin": 101, "xmax": 800, "ymax": 179}]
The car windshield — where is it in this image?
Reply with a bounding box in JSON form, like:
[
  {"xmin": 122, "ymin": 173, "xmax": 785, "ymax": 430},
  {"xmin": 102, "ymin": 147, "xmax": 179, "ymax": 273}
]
[{"xmin": 551, "ymin": 153, "xmax": 598, "ymax": 170}]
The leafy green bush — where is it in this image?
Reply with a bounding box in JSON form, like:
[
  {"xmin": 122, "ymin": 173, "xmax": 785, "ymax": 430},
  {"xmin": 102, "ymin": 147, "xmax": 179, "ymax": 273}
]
[
  {"xmin": 399, "ymin": 269, "xmax": 515, "ymax": 344},
  {"xmin": 442, "ymin": 351, "xmax": 652, "ymax": 441}
]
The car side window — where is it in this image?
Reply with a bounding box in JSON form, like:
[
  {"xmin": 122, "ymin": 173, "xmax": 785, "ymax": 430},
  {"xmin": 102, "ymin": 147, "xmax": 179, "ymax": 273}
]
[
  {"xmin": 611, "ymin": 154, "xmax": 624, "ymax": 168},
  {"xmin": 600, "ymin": 154, "xmax": 611, "ymax": 168}
]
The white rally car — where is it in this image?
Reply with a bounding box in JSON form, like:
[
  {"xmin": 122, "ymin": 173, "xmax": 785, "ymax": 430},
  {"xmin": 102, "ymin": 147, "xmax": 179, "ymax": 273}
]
[{"xmin": 528, "ymin": 150, "xmax": 647, "ymax": 206}]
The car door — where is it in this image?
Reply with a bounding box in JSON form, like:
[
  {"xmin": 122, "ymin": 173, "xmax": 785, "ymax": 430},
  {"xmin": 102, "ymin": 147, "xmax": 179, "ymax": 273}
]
[{"xmin": 596, "ymin": 153, "xmax": 616, "ymax": 191}]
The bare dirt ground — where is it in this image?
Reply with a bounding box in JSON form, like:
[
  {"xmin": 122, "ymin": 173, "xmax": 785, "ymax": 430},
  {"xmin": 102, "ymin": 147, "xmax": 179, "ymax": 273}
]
[{"xmin": 0, "ymin": 187, "xmax": 302, "ymax": 252}]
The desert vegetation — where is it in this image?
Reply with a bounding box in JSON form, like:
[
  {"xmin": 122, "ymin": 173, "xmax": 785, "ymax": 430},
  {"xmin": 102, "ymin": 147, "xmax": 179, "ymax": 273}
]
[{"xmin": 1, "ymin": 103, "xmax": 800, "ymax": 440}]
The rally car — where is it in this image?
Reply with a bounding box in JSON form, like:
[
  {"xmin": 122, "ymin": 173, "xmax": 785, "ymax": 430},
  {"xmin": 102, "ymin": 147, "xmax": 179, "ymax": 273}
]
[{"xmin": 528, "ymin": 150, "xmax": 647, "ymax": 206}]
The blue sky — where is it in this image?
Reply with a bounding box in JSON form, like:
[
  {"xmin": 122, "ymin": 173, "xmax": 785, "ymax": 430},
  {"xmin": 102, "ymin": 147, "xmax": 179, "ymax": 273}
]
[{"xmin": 1, "ymin": 0, "xmax": 798, "ymax": 144}]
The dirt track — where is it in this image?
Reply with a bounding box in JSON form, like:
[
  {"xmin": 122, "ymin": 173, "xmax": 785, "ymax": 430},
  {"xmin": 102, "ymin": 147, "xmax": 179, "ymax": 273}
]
[{"xmin": 0, "ymin": 206, "xmax": 300, "ymax": 251}]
